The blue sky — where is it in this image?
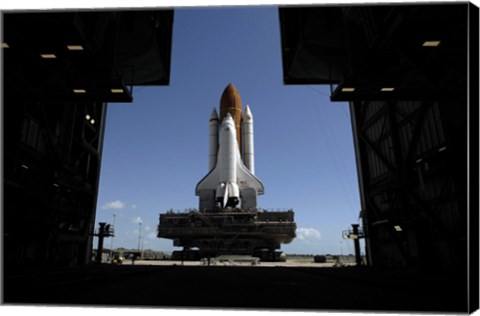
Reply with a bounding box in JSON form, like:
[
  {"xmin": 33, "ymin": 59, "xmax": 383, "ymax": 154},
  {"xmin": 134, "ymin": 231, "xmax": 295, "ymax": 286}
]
[{"xmin": 94, "ymin": 6, "xmax": 363, "ymax": 255}]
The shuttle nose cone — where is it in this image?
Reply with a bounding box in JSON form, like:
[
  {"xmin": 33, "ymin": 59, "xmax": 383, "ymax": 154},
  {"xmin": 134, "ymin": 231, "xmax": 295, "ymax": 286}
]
[
  {"xmin": 222, "ymin": 113, "xmax": 235, "ymax": 125},
  {"xmin": 221, "ymin": 113, "xmax": 235, "ymax": 129}
]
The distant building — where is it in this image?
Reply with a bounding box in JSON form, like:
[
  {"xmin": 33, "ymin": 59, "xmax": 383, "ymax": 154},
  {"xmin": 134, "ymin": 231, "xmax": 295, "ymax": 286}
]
[
  {"xmin": 279, "ymin": 3, "xmax": 478, "ymax": 270},
  {"xmin": 3, "ymin": 10, "xmax": 173, "ymax": 268}
]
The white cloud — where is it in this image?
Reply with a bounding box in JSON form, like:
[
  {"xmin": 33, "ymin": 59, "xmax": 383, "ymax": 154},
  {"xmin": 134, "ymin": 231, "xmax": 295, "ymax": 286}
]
[
  {"xmin": 147, "ymin": 232, "xmax": 157, "ymax": 239},
  {"xmin": 132, "ymin": 216, "xmax": 143, "ymax": 224},
  {"xmin": 100, "ymin": 200, "xmax": 139, "ymax": 211},
  {"xmin": 296, "ymin": 227, "xmax": 321, "ymax": 244},
  {"xmin": 101, "ymin": 200, "xmax": 126, "ymax": 210}
]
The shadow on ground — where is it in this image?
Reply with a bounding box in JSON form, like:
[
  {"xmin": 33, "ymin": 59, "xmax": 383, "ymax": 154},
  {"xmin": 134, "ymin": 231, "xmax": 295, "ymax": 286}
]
[{"xmin": 3, "ymin": 263, "xmax": 467, "ymax": 313}]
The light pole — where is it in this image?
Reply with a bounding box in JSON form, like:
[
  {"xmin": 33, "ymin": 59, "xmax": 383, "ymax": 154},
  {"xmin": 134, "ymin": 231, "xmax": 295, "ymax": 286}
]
[
  {"xmin": 109, "ymin": 214, "xmax": 116, "ymax": 260},
  {"xmin": 138, "ymin": 222, "xmax": 143, "ymax": 256},
  {"xmin": 340, "ymin": 240, "xmax": 344, "ymax": 262}
]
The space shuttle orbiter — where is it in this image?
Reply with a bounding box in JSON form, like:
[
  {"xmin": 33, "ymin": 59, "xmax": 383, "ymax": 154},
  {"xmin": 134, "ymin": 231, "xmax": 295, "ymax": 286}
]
[{"xmin": 195, "ymin": 83, "xmax": 264, "ymax": 211}]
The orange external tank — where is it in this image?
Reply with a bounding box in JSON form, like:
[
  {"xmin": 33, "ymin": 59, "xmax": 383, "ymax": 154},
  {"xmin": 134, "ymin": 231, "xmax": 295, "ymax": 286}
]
[{"xmin": 219, "ymin": 83, "xmax": 242, "ymax": 152}]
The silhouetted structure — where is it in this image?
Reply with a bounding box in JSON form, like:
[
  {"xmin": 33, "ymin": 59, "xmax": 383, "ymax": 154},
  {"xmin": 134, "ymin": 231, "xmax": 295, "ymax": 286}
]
[
  {"xmin": 1, "ymin": 5, "xmax": 477, "ymax": 314},
  {"xmin": 93, "ymin": 222, "xmax": 114, "ymax": 263},
  {"xmin": 3, "ymin": 10, "xmax": 173, "ymax": 268},
  {"xmin": 280, "ymin": 2, "xmax": 478, "ymax": 272}
]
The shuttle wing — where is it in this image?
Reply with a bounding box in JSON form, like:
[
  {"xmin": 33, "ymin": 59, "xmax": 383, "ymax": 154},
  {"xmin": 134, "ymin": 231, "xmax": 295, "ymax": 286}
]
[
  {"xmin": 236, "ymin": 157, "xmax": 264, "ymax": 195},
  {"xmin": 195, "ymin": 167, "xmax": 219, "ymax": 194},
  {"xmin": 195, "ymin": 149, "xmax": 264, "ymax": 196}
]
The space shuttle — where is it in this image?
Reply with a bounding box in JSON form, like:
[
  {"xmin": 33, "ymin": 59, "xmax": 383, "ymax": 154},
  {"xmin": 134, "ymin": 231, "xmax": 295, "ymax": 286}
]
[{"xmin": 195, "ymin": 83, "xmax": 264, "ymax": 211}]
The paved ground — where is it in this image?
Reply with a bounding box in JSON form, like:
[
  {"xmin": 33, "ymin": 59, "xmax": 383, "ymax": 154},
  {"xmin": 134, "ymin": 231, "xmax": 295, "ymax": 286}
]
[
  {"xmin": 123, "ymin": 259, "xmax": 341, "ymax": 267},
  {"xmin": 3, "ymin": 261, "xmax": 468, "ymax": 313}
]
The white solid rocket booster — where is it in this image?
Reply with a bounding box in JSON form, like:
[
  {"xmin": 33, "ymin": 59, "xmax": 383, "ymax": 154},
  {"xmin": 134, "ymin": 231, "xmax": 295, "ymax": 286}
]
[
  {"xmin": 208, "ymin": 108, "xmax": 219, "ymax": 171},
  {"xmin": 242, "ymin": 105, "xmax": 255, "ymax": 174}
]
